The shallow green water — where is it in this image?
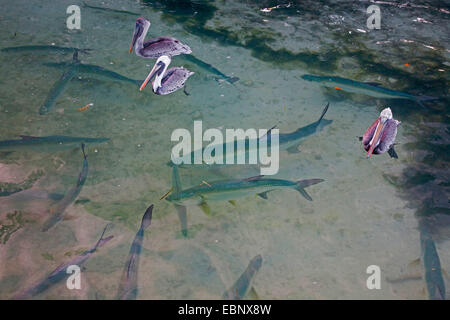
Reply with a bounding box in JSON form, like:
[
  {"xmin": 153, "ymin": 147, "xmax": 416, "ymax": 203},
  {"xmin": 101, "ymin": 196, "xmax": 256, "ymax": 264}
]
[{"xmin": 0, "ymin": 0, "xmax": 449, "ymax": 299}]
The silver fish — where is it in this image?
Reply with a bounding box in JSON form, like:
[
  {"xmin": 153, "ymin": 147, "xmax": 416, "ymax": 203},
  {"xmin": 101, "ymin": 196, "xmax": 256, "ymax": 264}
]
[
  {"xmin": 13, "ymin": 225, "xmax": 113, "ymax": 299},
  {"xmin": 116, "ymin": 204, "xmax": 153, "ymax": 300}
]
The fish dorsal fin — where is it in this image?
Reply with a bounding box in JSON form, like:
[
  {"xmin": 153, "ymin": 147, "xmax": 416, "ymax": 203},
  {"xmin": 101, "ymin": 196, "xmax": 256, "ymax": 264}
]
[
  {"xmin": 257, "ymin": 191, "xmax": 269, "ymax": 200},
  {"xmin": 19, "ymin": 135, "xmax": 38, "ymax": 140},
  {"xmin": 259, "ymin": 126, "xmax": 277, "ymax": 141},
  {"xmin": 244, "ymin": 175, "xmax": 264, "ymax": 182},
  {"xmin": 172, "ymin": 165, "xmax": 182, "ymax": 195},
  {"xmin": 317, "ymin": 102, "xmax": 330, "ymax": 123},
  {"xmin": 364, "ymin": 82, "xmax": 382, "ymax": 86}
]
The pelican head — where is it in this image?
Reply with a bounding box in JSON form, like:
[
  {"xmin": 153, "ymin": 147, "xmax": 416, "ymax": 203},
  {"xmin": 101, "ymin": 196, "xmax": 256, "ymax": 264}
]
[
  {"xmin": 139, "ymin": 55, "xmax": 171, "ymax": 92},
  {"xmin": 379, "ymin": 107, "xmax": 393, "ymax": 122},
  {"xmin": 366, "ymin": 107, "xmax": 393, "ymax": 158},
  {"xmin": 130, "ymin": 17, "xmax": 150, "ymax": 53}
]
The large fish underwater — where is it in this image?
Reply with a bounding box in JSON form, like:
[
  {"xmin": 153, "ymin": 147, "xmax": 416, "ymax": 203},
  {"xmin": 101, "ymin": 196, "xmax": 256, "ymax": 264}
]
[
  {"xmin": 170, "ymin": 102, "xmax": 332, "ymax": 169},
  {"xmin": 0, "ymin": 135, "xmax": 108, "ymax": 153},
  {"xmin": 165, "ymin": 166, "xmax": 324, "ymax": 236},
  {"xmin": 301, "ymin": 74, "xmax": 438, "ymax": 107},
  {"xmin": 13, "ymin": 224, "xmax": 113, "ymax": 299},
  {"xmin": 39, "ymin": 50, "xmax": 141, "ymax": 114},
  {"xmin": 39, "ymin": 51, "xmax": 80, "ymax": 115},
  {"xmin": 223, "ymin": 255, "xmax": 263, "ymax": 300},
  {"xmin": 1, "ymin": 45, "xmax": 91, "ymax": 55},
  {"xmin": 41, "ymin": 144, "xmax": 89, "ymax": 232},
  {"xmin": 116, "ymin": 204, "xmax": 153, "ymax": 300},
  {"xmin": 420, "ymin": 228, "xmax": 446, "ymax": 300},
  {"xmin": 386, "ymin": 223, "xmax": 447, "ymax": 300}
]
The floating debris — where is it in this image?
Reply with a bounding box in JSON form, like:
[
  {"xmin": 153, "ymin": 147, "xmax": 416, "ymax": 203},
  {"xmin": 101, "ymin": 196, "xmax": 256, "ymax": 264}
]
[
  {"xmin": 200, "ymin": 180, "xmax": 212, "ymax": 187},
  {"xmin": 413, "ymin": 17, "xmax": 432, "ymax": 24},
  {"xmin": 77, "ymin": 103, "xmax": 93, "ymax": 112},
  {"xmin": 260, "ymin": 3, "xmax": 291, "ymax": 13},
  {"xmin": 160, "ymin": 187, "xmax": 174, "ymax": 200}
]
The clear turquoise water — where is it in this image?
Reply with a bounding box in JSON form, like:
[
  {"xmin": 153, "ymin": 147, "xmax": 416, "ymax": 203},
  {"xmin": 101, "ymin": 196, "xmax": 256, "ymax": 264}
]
[{"xmin": 0, "ymin": 0, "xmax": 449, "ymax": 299}]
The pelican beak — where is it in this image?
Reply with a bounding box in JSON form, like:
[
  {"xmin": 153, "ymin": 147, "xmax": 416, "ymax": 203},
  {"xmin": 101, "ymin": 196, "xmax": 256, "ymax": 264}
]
[
  {"xmin": 129, "ymin": 24, "xmax": 141, "ymax": 53},
  {"xmin": 366, "ymin": 119, "xmax": 385, "ymax": 159},
  {"xmin": 139, "ymin": 63, "xmax": 160, "ymax": 91}
]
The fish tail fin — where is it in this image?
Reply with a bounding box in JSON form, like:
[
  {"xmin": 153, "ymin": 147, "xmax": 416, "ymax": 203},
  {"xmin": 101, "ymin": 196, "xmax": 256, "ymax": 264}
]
[
  {"xmin": 140, "ymin": 204, "xmax": 153, "ymax": 230},
  {"xmin": 81, "ymin": 143, "xmax": 87, "ymax": 159},
  {"xmin": 295, "ymin": 179, "xmax": 324, "ymax": 201},
  {"xmin": 226, "ymin": 76, "xmax": 240, "ymax": 84},
  {"xmin": 317, "ymin": 102, "xmax": 330, "ymax": 124},
  {"xmin": 93, "ymin": 224, "xmax": 114, "ymax": 250}
]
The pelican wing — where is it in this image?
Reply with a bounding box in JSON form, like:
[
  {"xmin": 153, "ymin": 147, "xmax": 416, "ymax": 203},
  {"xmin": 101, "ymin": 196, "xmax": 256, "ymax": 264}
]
[
  {"xmin": 376, "ymin": 119, "xmax": 399, "ymax": 154},
  {"xmin": 157, "ymin": 67, "xmax": 194, "ymax": 95},
  {"xmin": 141, "ymin": 37, "xmax": 191, "ymax": 58}
]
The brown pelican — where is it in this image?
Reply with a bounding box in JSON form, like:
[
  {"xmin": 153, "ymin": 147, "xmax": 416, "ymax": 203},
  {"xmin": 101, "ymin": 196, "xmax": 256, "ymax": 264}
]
[
  {"xmin": 362, "ymin": 107, "xmax": 400, "ymax": 159},
  {"xmin": 139, "ymin": 56, "xmax": 194, "ymax": 95},
  {"xmin": 129, "ymin": 17, "xmax": 192, "ymax": 58}
]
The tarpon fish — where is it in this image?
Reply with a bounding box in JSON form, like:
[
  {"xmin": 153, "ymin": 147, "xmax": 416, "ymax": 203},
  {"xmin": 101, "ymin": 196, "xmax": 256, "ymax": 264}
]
[
  {"xmin": 82, "ymin": 1, "xmax": 140, "ymax": 15},
  {"xmin": 182, "ymin": 54, "xmax": 239, "ymax": 84},
  {"xmin": 420, "ymin": 228, "xmax": 446, "ymax": 300},
  {"xmin": 301, "ymin": 74, "xmax": 438, "ymax": 107},
  {"xmin": 43, "ymin": 62, "xmax": 141, "ymax": 86},
  {"xmin": 39, "ymin": 51, "xmax": 80, "ymax": 115},
  {"xmin": 361, "ymin": 107, "xmax": 400, "ymax": 159},
  {"xmin": 0, "ymin": 135, "xmax": 109, "ymax": 153},
  {"xmin": 223, "ymin": 255, "xmax": 263, "ymax": 300},
  {"xmin": 41, "ymin": 144, "xmax": 89, "ymax": 232},
  {"xmin": 13, "ymin": 224, "xmax": 113, "ymax": 299},
  {"xmin": 272, "ymin": 102, "xmax": 331, "ymax": 153},
  {"xmin": 173, "ymin": 102, "xmax": 331, "ymax": 168},
  {"xmin": 166, "ymin": 166, "xmax": 324, "ymax": 234},
  {"xmin": 1, "ymin": 45, "xmax": 91, "ymax": 54},
  {"xmin": 116, "ymin": 204, "xmax": 153, "ymax": 300}
]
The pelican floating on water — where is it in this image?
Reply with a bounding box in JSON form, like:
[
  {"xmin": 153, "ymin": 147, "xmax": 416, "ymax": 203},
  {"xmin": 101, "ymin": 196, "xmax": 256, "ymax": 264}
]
[
  {"xmin": 362, "ymin": 107, "xmax": 400, "ymax": 159},
  {"xmin": 130, "ymin": 17, "xmax": 192, "ymax": 58},
  {"xmin": 139, "ymin": 56, "xmax": 194, "ymax": 95}
]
